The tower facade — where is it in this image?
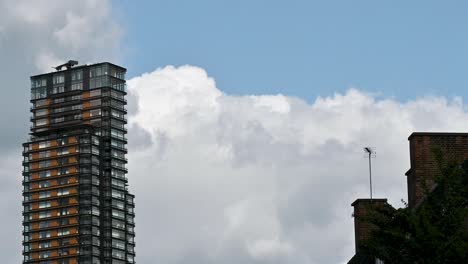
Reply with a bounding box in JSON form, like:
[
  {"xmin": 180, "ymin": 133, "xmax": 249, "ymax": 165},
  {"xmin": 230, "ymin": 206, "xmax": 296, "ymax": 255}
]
[{"xmin": 22, "ymin": 62, "xmax": 135, "ymax": 264}]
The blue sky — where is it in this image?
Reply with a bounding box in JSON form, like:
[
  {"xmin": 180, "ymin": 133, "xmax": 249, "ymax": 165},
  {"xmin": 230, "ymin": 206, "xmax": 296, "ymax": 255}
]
[{"xmin": 117, "ymin": 0, "xmax": 468, "ymax": 102}]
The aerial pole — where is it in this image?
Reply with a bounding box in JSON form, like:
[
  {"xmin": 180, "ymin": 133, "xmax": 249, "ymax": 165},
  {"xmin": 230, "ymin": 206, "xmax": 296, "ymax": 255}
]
[{"xmin": 364, "ymin": 147, "xmax": 376, "ymax": 201}]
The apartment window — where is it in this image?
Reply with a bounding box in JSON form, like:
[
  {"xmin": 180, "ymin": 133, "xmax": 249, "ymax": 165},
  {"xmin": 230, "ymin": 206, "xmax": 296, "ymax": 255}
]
[
  {"xmin": 57, "ymin": 157, "xmax": 70, "ymax": 165},
  {"xmin": 90, "ymin": 119, "xmax": 101, "ymax": 127},
  {"xmin": 53, "ymin": 107, "xmax": 64, "ymax": 113},
  {"xmin": 52, "ymin": 85, "xmax": 65, "ymax": 94},
  {"xmin": 57, "ymin": 157, "xmax": 69, "ymax": 166},
  {"xmin": 112, "ymin": 81, "xmax": 126, "ymax": 92},
  {"xmin": 71, "ymin": 82, "xmax": 83, "ymax": 91},
  {"xmin": 90, "ymin": 89, "xmax": 101, "ymax": 97},
  {"xmin": 35, "ymin": 109, "xmax": 47, "ymax": 117},
  {"xmin": 38, "ymin": 170, "xmax": 51, "ymax": 178},
  {"xmin": 92, "ymin": 136, "xmax": 99, "ymax": 145},
  {"xmin": 57, "ymin": 188, "xmax": 70, "ymax": 196},
  {"xmin": 38, "ymin": 160, "xmax": 51, "ymax": 168},
  {"xmin": 39, "ymin": 221, "xmax": 51, "ymax": 228},
  {"xmin": 57, "ymin": 167, "xmax": 70, "ymax": 175},
  {"xmin": 38, "ymin": 201, "xmax": 51, "ymax": 209},
  {"xmin": 111, "ymin": 110, "xmax": 125, "ymax": 119},
  {"xmin": 111, "ymin": 120, "xmax": 125, "ymax": 129},
  {"xmin": 90, "ymin": 99, "xmax": 101, "ymax": 107},
  {"xmin": 111, "ymin": 140, "xmax": 125, "ymax": 149},
  {"xmin": 111, "ymin": 129, "xmax": 125, "ymax": 139},
  {"xmin": 112, "ymin": 249, "xmax": 125, "ymax": 259},
  {"xmin": 38, "ymin": 151, "xmax": 51, "ymax": 159},
  {"xmin": 108, "ymin": 67, "xmax": 125, "ymax": 79},
  {"xmin": 71, "ymin": 70, "xmax": 82, "ymax": 81},
  {"xmin": 111, "ymin": 150, "xmax": 125, "ymax": 159},
  {"xmin": 58, "ymin": 177, "xmax": 70, "ymax": 185},
  {"xmin": 57, "ymin": 148, "xmax": 69, "ymax": 156},
  {"xmin": 112, "ymin": 179, "xmax": 125, "ymax": 189},
  {"xmin": 58, "ymin": 238, "xmax": 71, "ymax": 246},
  {"xmin": 35, "ymin": 99, "xmax": 47, "ymax": 107},
  {"xmin": 112, "ymin": 160, "xmax": 125, "ymax": 169},
  {"xmin": 38, "ymin": 191, "xmax": 51, "ymax": 199},
  {"xmin": 89, "ymin": 66, "xmax": 105, "ymax": 78},
  {"xmin": 71, "ymin": 95, "xmax": 81, "ymax": 101},
  {"xmin": 92, "ymin": 206, "xmax": 100, "ymax": 216},
  {"xmin": 57, "ymin": 228, "xmax": 70, "ymax": 236},
  {"xmin": 38, "ymin": 180, "xmax": 51, "ymax": 188},
  {"xmin": 54, "ymin": 97, "xmax": 65, "ymax": 103},
  {"xmin": 36, "ymin": 119, "xmax": 47, "ymax": 127},
  {"xmin": 38, "ymin": 141, "xmax": 50, "ymax": 149},
  {"xmin": 111, "ymin": 190, "xmax": 125, "ymax": 199},
  {"xmin": 57, "ymin": 208, "xmax": 70, "ymax": 216},
  {"xmin": 92, "ymin": 146, "xmax": 99, "ymax": 155},
  {"xmin": 53, "ymin": 116, "xmax": 64, "ymax": 123},
  {"xmin": 112, "ymin": 230, "xmax": 126, "ymax": 239},
  {"xmin": 32, "ymin": 87, "xmax": 47, "ymax": 99},
  {"xmin": 81, "ymin": 146, "xmax": 90, "ymax": 153},
  {"xmin": 59, "ymin": 218, "xmax": 70, "ymax": 226},
  {"xmin": 112, "ymin": 209, "xmax": 125, "ymax": 219},
  {"xmin": 71, "ymin": 104, "xmax": 82, "ymax": 110},
  {"xmin": 92, "ymin": 166, "xmax": 99, "ymax": 175},
  {"xmin": 90, "ymin": 109, "xmax": 101, "ymax": 117},
  {"xmin": 38, "ymin": 211, "xmax": 51, "ymax": 219},
  {"xmin": 112, "ymin": 239, "xmax": 125, "ymax": 249},
  {"xmin": 33, "ymin": 79, "xmax": 47, "ymax": 87},
  {"xmin": 57, "ymin": 137, "xmax": 68, "ymax": 146},
  {"xmin": 38, "ymin": 250, "xmax": 51, "ymax": 259},
  {"xmin": 58, "ymin": 248, "xmax": 70, "ymax": 256},
  {"xmin": 111, "ymin": 90, "xmax": 125, "ymax": 100},
  {"xmin": 57, "ymin": 198, "xmax": 70, "ymax": 206},
  {"xmin": 38, "ymin": 241, "xmax": 51, "ymax": 249},
  {"xmin": 53, "ymin": 74, "xmax": 65, "ymax": 84},
  {"xmin": 89, "ymin": 76, "xmax": 103, "ymax": 90},
  {"xmin": 112, "ymin": 170, "xmax": 125, "ymax": 179}
]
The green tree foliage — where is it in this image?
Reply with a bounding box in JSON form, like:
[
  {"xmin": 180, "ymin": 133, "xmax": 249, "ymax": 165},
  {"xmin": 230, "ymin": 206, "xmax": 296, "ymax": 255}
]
[{"xmin": 362, "ymin": 149, "xmax": 468, "ymax": 263}]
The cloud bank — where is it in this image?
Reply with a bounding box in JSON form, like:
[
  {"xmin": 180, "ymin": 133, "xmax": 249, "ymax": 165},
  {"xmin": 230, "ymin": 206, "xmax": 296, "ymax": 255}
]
[{"xmin": 127, "ymin": 65, "xmax": 468, "ymax": 264}]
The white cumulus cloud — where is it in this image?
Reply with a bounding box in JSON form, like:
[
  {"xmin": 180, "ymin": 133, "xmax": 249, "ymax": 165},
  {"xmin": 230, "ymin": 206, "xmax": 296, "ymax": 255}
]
[{"xmin": 126, "ymin": 65, "xmax": 468, "ymax": 264}]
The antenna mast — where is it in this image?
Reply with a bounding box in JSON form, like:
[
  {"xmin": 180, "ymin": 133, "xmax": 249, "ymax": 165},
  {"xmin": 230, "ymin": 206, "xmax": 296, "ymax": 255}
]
[{"xmin": 363, "ymin": 147, "xmax": 376, "ymax": 200}]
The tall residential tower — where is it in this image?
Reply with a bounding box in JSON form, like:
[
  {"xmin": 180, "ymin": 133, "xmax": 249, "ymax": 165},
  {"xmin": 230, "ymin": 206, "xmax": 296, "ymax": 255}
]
[{"xmin": 22, "ymin": 61, "xmax": 135, "ymax": 264}]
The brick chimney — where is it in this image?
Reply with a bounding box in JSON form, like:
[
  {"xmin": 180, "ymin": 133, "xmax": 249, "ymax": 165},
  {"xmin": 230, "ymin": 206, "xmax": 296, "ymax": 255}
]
[
  {"xmin": 351, "ymin": 198, "xmax": 387, "ymax": 254},
  {"xmin": 407, "ymin": 132, "xmax": 468, "ymax": 208}
]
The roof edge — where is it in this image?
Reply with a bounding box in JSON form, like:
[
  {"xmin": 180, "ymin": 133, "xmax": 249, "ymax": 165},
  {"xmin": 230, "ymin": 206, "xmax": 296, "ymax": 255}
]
[
  {"xmin": 408, "ymin": 132, "xmax": 468, "ymax": 141},
  {"xmin": 351, "ymin": 198, "xmax": 387, "ymax": 207},
  {"xmin": 30, "ymin": 61, "xmax": 126, "ymax": 79}
]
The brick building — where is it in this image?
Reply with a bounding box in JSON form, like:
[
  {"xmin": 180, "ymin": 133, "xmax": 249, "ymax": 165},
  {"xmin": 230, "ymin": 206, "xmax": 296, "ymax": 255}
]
[
  {"xmin": 406, "ymin": 132, "xmax": 468, "ymax": 208},
  {"xmin": 347, "ymin": 132, "xmax": 468, "ymax": 263}
]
